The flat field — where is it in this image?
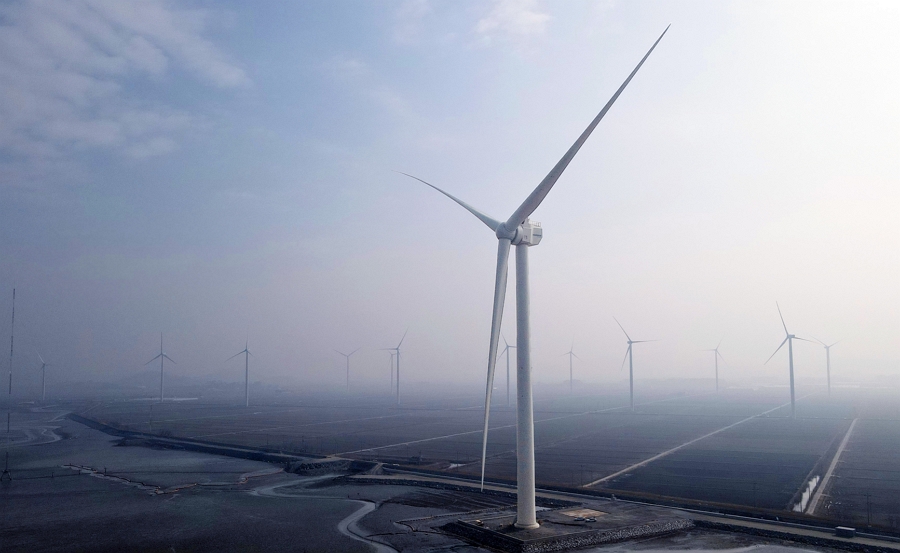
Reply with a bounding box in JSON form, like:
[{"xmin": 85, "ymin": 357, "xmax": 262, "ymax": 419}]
[
  {"xmin": 821, "ymin": 390, "xmax": 900, "ymax": 529},
  {"xmin": 81, "ymin": 383, "xmax": 899, "ymax": 530}
]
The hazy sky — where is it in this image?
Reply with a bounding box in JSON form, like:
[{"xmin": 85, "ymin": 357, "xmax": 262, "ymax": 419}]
[{"xmin": 1, "ymin": 0, "xmax": 898, "ymax": 393}]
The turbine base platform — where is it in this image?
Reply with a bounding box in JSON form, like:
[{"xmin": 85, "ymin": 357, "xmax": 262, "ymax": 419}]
[{"xmin": 443, "ymin": 505, "xmax": 693, "ymax": 552}]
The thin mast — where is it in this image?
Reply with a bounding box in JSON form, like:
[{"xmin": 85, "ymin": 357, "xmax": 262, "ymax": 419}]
[{"xmin": 8, "ymin": 288, "xmax": 14, "ymax": 395}]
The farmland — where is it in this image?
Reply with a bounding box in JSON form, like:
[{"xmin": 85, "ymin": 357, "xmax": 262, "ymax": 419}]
[
  {"xmin": 821, "ymin": 398, "xmax": 900, "ymax": 529},
  {"xmin": 81, "ymin": 383, "xmax": 899, "ymax": 531}
]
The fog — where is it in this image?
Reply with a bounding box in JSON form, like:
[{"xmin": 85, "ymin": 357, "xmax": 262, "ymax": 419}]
[{"xmin": 1, "ymin": 1, "xmax": 897, "ymax": 395}]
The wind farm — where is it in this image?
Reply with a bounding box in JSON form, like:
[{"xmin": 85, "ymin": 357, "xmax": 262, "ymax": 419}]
[{"xmin": 2, "ymin": 3, "xmax": 898, "ymax": 553}]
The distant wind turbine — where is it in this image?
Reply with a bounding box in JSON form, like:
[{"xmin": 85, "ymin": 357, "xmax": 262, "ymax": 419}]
[
  {"xmin": 397, "ymin": 27, "xmax": 669, "ymax": 528},
  {"xmin": 765, "ymin": 303, "xmax": 812, "ymax": 418},
  {"xmin": 37, "ymin": 353, "xmax": 50, "ymax": 403},
  {"xmin": 703, "ymin": 339, "xmax": 726, "ymax": 392},
  {"xmin": 145, "ymin": 333, "xmax": 175, "ymax": 403},
  {"xmin": 615, "ymin": 318, "xmax": 656, "ymax": 411},
  {"xmin": 500, "ymin": 335, "xmax": 516, "ymax": 407},
  {"xmin": 813, "ymin": 338, "xmax": 839, "ymax": 396},
  {"xmin": 335, "ymin": 347, "xmax": 361, "ymax": 392},
  {"xmin": 563, "ymin": 340, "xmax": 580, "ymax": 394},
  {"xmin": 227, "ymin": 340, "xmax": 254, "ymax": 407},
  {"xmin": 381, "ymin": 330, "xmax": 407, "ymax": 406}
]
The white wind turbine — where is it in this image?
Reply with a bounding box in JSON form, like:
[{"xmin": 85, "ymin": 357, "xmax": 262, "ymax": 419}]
[
  {"xmin": 227, "ymin": 340, "xmax": 254, "ymax": 407},
  {"xmin": 765, "ymin": 303, "xmax": 812, "ymax": 418},
  {"xmin": 703, "ymin": 339, "xmax": 726, "ymax": 392},
  {"xmin": 335, "ymin": 347, "xmax": 361, "ymax": 392},
  {"xmin": 398, "ymin": 27, "xmax": 669, "ymax": 529},
  {"xmin": 813, "ymin": 338, "xmax": 839, "ymax": 396},
  {"xmin": 37, "ymin": 353, "xmax": 50, "ymax": 403},
  {"xmin": 563, "ymin": 340, "xmax": 580, "ymax": 394},
  {"xmin": 381, "ymin": 330, "xmax": 407, "ymax": 406},
  {"xmin": 500, "ymin": 335, "xmax": 516, "ymax": 407},
  {"xmin": 615, "ymin": 318, "xmax": 656, "ymax": 412},
  {"xmin": 145, "ymin": 333, "xmax": 175, "ymax": 403}
]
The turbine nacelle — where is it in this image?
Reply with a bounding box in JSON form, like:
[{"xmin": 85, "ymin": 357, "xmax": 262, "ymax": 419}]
[{"xmin": 496, "ymin": 219, "xmax": 542, "ymax": 246}]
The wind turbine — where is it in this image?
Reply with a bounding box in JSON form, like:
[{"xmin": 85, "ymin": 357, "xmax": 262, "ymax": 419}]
[
  {"xmin": 813, "ymin": 338, "xmax": 839, "ymax": 396},
  {"xmin": 397, "ymin": 28, "xmax": 669, "ymax": 529},
  {"xmin": 145, "ymin": 333, "xmax": 175, "ymax": 403},
  {"xmin": 615, "ymin": 318, "xmax": 656, "ymax": 412},
  {"xmin": 703, "ymin": 339, "xmax": 726, "ymax": 392},
  {"xmin": 500, "ymin": 335, "xmax": 516, "ymax": 407},
  {"xmin": 381, "ymin": 330, "xmax": 407, "ymax": 406},
  {"xmin": 335, "ymin": 347, "xmax": 361, "ymax": 392},
  {"xmin": 37, "ymin": 353, "xmax": 50, "ymax": 403},
  {"xmin": 227, "ymin": 340, "xmax": 253, "ymax": 407},
  {"xmin": 563, "ymin": 340, "xmax": 580, "ymax": 394},
  {"xmin": 765, "ymin": 303, "xmax": 812, "ymax": 418}
]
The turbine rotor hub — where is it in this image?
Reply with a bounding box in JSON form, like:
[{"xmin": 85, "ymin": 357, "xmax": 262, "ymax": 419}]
[{"xmin": 498, "ymin": 219, "xmax": 543, "ymax": 246}]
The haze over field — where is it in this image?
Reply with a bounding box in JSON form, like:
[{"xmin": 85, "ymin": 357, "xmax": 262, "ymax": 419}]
[{"xmin": 1, "ymin": 1, "xmax": 897, "ymax": 392}]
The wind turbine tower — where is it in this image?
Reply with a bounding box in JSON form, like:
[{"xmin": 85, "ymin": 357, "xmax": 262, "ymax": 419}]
[
  {"xmin": 37, "ymin": 353, "xmax": 50, "ymax": 403},
  {"xmin": 6, "ymin": 288, "xmax": 14, "ymax": 436},
  {"xmin": 564, "ymin": 341, "xmax": 579, "ymax": 394},
  {"xmin": 227, "ymin": 340, "xmax": 253, "ymax": 407},
  {"xmin": 814, "ymin": 338, "xmax": 839, "ymax": 396},
  {"xmin": 335, "ymin": 347, "xmax": 360, "ymax": 392},
  {"xmin": 145, "ymin": 334, "xmax": 175, "ymax": 403},
  {"xmin": 703, "ymin": 339, "xmax": 726, "ymax": 392},
  {"xmin": 615, "ymin": 318, "xmax": 656, "ymax": 412},
  {"xmin": 387, "ymin": 351, "xmax": 395, "ymax": 394},
  {"xmin": 7, "ymin": 288, "xmax": 13, "ymax": 398},
  {"xmin": 765, "ymin": 303, "xmax": 811, "ymax": 418},
  {"xmin": 381, "ymin": 330, "xmax": 407, "ymax": 406},
  {"xmin": 398, "ymin": 27, "xmax": 668, "ymax": 528},
  {"xmin": 500, "ymin": 335, "xmax": 516, "ymax": 407}
]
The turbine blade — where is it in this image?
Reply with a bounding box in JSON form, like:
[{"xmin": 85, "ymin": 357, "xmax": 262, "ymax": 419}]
[
  {"xmin": 765, "ymin": 337, "xmax": 789, "ymax": 365},
  {"xmin": 145, "ymin": 353, "xmax": 162, "ymax": 365},
  {"xmin": 350, "ymin": 347, "xmax": 361, "ymax": 356},
  {"xmin": 776, "ymin": 302, "xmax": 789, "ymax": 335},
  {"xmin": 162, "ymin": 354, "xmax": 175, "ymax": 364},
  {"xmin": 38, "ymin": 352, "xmax": 45, "ymax": 364},
  {"xmin": 226, "ymin": 351, "xmax": 243, "ymax": 362},
  {"xmin": 829, "ymin": 340, "xmax": 840, "ymax": 348},
  {"xmin": 480, "ymin": 238, "xmax": 511, "ymax": 490},
  {"xmin": 396, "ymin": 172, "xmax": 501, "ymax": 232},
  {"xmin": 573, "ymin": 353, "xmax": 581, "ymax": 360},
  {"xmin": 620, "ymin": 346, "xmax": 630, "ymax": 371},
  {"xmin": 716, "ymin": 350, "xmax": 727, "ymax": 365},
  {"xmin": 397, "ymin": 328, "xmax": 409, "ymax": 349},
  {"xmin": 613, "ymin": 317, "xmax": 632, "ymax": 342},
  {"xmin": 631, "ymin": 340, "xmax": 658, "ymax": 343},
  {"xmin": 505, "ymin": 25, "xmax": 669, "ymax": 228},
  {"xmin": 794, "ymin": 336, "xmax": 814, "ymax": 343},
  {"xmin": 716, "ymin": 336, "xmax": 723, "ymax": 350}
]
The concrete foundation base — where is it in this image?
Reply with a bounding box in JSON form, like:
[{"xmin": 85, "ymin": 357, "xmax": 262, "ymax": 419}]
[{"xmin": 443, "ymin": 507, "xmax": 693, "ymax": 553}]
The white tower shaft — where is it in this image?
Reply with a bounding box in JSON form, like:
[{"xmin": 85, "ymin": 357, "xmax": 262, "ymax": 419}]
[
  {"xmin": 514, "ymin": 243, "xmax": 537, "ymax": 529},
  {"xmin": 629, "ymin": 345, "xmax": 634, "ymax": 411},
  {"xmin": 788, "ymin": 337, "xmax": 795, "ymax": 418}
]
